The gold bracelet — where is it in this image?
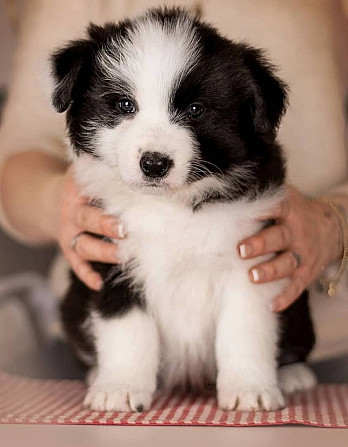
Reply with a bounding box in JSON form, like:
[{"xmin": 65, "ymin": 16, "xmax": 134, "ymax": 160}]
[{"xmin": 311, "ymin": 197, "xmax": 348, "ymax": 296}]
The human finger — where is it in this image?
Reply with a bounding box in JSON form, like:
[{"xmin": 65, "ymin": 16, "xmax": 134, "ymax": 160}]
[
  {"xmin": 74, "ymin": 233, "xmax": 120, "ymax": 263},
  {"xmin": 271, "ymin": 277, "xmax": 306, "ymax": 312},
  {"xmin": 249, "ymin": 251, "xmax": 299, "ymax": 283},
  {"xmin": 239, "ymin": 224, "xmax": 292, "ymax": 259},
  {"xmin": 65, "ymin": 249, "xmax": 103, "ymax": 291},
  {"xmin": 255, "ymin": 198, "xmax": 291, "ymax": 221},
  {"xmin": 74, "ymin": 205, "xmax": 125, "ymax": 239}
]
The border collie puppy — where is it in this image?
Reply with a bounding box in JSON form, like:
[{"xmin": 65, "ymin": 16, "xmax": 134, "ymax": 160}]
[{"xmin": 51, "ymin": 7, "xmax": 316, "ymax": 412}]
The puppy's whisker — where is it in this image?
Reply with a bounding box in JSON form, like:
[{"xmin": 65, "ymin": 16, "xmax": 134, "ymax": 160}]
[
  {"xmin": 199, "ymin": 160, "xmax": 224, "ymax": 176},
  {"xmin": 190, "ymin": 161, "xmax": 214, "ymax": 176}
]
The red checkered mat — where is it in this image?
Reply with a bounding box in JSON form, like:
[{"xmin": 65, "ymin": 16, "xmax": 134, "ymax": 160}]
[{"xmin": 0, "ymin": 372, "xmax": 347, "ymax": 427}]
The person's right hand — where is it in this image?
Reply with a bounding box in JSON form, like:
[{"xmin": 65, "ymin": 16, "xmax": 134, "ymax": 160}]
[{"xmin": 58, "ymin": 166, "xmax": 125, "ymax": 291}]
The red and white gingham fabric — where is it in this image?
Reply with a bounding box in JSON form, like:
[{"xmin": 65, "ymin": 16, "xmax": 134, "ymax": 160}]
[{"xmin": 0, "ymin": 372, "xmax": 347, "ymax": 427}]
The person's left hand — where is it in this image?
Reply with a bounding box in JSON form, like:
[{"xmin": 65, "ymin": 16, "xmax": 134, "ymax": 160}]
[{"xmin": 238, "ymin": 185, "xmax": 343, "ymax": 312}]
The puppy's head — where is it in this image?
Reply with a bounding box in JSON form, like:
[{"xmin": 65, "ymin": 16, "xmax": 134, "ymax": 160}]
[{"xmin": 51, "ymin": 8, "xmax": 287, "ymax": 203}]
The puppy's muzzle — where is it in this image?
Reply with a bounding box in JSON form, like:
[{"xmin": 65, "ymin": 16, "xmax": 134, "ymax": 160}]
[{"xmin": 140, "ymin": 151, "xmax": 172, "ymax": 179}]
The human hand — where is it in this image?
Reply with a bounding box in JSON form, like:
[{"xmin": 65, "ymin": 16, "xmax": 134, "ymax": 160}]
[
  {"xmin": 238, "ymin": 185, "xmax": 343, "ymax": 312},
  {"xmin": 58, "ymin": 166, "xmax": 125, "ymax": 291}
]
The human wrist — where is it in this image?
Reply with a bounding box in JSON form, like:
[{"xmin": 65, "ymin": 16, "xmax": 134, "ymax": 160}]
[
  {"xmin": 329, "ymin": 205, "xmax": 344, "ymax": 261},
  {"xmin": 323, "ymin": 195, "xmax": 348, "ymax": 260},
  {"xmin": 311, "ymin": 195, "xmax": 348, "ymax": 296},
  {"xmin": 313, "ymin": 197, "xmax": 344, "ymax": 262}
]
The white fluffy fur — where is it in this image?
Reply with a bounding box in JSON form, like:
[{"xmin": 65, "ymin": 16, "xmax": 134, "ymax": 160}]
[
  {"xmin": 278, "ymin": 363, "xmax": 317, "ymax": 394},
  {"xmin": 71, "ymin": 18, "xmax": 295, "ymax": 412},
  {"xmin": 85, "ymin": 308, "xmax": 159, "ymax": 412},
  {"xmin": 76, "ymin": 153, "xmax": 287, "ymax": 411}
]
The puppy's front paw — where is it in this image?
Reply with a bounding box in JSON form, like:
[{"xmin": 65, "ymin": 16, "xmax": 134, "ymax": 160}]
[
  {"xmin": 84, "ymin": 384, "xmax": 153, "ymax": 412},
  {"xmin": 218, "ymin": 385, "xmax": 285, "ymax": 411},
  {"xmin": 278, "ymin": 362, "xmax": 317, "ymax": 394}
]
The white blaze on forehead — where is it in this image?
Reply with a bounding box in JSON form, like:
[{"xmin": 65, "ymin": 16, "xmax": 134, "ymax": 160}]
[
  {"xmin": 98, "ymin": 16, "xmax": 201, "ymax": 115},
  {"xmin": 92, "ymin": 15, "xmax": 201, "ymax": 191}
]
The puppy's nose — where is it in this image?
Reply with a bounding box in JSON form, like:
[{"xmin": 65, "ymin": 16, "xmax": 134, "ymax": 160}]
[{"xmin": 140, "ymin": 152, "xmax": 172, "ymax": 178}]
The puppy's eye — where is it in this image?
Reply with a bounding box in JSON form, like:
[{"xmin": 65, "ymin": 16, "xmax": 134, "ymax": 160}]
[
  {"xmin": 187, "ymin": 103, "xmax": 204, "ymax": 118},
  {"xmin": 119, "ymin": 99, "xmax": 136, "ymax": 114}
]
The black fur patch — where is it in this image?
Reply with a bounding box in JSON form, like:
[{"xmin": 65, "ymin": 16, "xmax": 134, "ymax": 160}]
[
  {"xmin": 61, "ymin": 262, "xmax": 144, "ymax": 363},
  {"xmin": 51, "ymin": 22, "xmax": 136, "ymax": 156},
  {"xmin": 171, "ymin": 23, "xmax": 287, "ymax": 201},
  {"xmin": 277, "ymin": 290, "xmax": 316, "ymax": 367},
  {"xmin": 60, "ymin": 272, "xmax": 96, "ymax": 364},
  {"xmin": 91, "ymin": 262, "xmax": 144, "ymax": 318}
]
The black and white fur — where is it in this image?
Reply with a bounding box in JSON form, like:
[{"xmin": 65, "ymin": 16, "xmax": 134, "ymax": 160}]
[{"xmin": 51, "ymin": 8, "xmax": 316, "ymax": 412}]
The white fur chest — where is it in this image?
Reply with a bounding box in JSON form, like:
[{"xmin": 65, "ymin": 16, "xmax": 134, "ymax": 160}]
[
  {"xmin": 74, "ymin": 157, "xmax": 284, "ymax": 387},
  {"xmin": 107, "ymin": 195, "xmax": 274, "ymax": 386}
]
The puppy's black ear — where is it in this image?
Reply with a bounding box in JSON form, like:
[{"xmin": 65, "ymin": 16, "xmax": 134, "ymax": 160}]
[
  {"xmin": 243, "ymin": 47, "xmax": 288, "ymax": 138},
  {"xmin": 51, "ymin": 38, "xmax": 92, "ymax": 113}
]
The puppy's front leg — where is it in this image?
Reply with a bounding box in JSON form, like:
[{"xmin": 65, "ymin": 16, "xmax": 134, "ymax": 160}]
[
  {"xmin": 216, "ymin": 279, "xmax": 284, "ymax": 411},
  {"xmin": 85, "ymin": 307, "xmax": 159, "ymax": 412}
]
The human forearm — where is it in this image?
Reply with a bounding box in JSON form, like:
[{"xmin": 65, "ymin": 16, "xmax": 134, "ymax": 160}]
[
  {"xmin": 0, "ymin": 151, "xmax": 67, "ymax": 244},
  {"xmin": 0, "ymin": 151, "xmax": 124, "ymax": 290}
]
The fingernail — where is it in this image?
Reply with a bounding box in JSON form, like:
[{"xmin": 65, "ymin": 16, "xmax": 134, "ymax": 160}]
[
  {"xmin": 239, "ymin": 244, "xmax": 253, "ymax": 258},
  {"xmin": 112, "ymin": 222, "xmax": 126, "ymax": 238},
  {"xmin": 251, "ymin": 268, "xmax": 264, "ymax": 282},
  {"xmin": 117, "ymin": 223, "xmax": 126, "ymax": 238}
]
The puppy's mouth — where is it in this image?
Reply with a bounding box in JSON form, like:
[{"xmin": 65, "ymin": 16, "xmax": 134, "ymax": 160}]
[
  {"xmin": 144, "ymin": 181, "xmax": 165, "ymax": 188},
  {"xmin": 128, "ymin": 177, "xmax": 171, "ymax": 194},
  {"xmin": 142, "ymin": 179, "xmax": 168, "ymax": 190}
]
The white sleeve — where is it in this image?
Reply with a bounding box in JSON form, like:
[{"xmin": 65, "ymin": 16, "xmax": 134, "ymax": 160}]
[{"xmin": 0, "ymin": 0, "xmax": 92, "ymax": 241}]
